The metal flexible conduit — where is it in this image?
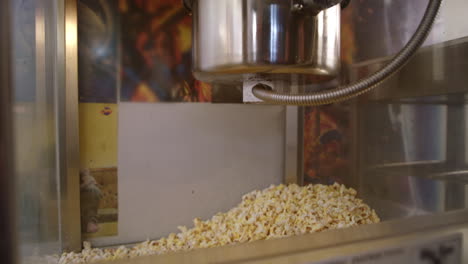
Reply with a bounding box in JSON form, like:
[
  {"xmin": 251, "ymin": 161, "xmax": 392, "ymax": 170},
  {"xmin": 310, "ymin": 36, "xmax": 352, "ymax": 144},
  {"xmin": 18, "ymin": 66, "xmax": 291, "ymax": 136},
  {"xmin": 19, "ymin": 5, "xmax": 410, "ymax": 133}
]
[{"xmin": 252, "ymin": 0, "xmax": 442, "ymax": 106}]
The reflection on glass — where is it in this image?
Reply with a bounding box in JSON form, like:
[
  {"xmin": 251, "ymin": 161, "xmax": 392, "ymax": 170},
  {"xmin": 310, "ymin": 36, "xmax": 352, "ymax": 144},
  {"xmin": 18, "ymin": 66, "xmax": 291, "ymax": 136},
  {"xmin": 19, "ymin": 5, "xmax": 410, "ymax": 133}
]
[{"xmin": 13, "ymin": 0, "xmax": 61, "ymax": 260}]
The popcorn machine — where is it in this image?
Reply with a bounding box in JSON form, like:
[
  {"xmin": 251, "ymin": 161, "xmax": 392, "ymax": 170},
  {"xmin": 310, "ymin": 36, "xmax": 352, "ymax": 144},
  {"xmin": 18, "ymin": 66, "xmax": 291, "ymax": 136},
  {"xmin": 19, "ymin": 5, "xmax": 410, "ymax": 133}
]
[{"xmin": 2, "ymin": 0, "xmax": 468, "ymax": 263}]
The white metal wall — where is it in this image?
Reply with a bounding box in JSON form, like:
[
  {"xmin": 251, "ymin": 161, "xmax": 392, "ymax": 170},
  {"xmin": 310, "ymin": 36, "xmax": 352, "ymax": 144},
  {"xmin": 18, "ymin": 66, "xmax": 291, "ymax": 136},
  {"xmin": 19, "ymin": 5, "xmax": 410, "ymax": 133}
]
[{"xmin": 90, "ymin": 103, "xmax": 286, "ymax": 246}]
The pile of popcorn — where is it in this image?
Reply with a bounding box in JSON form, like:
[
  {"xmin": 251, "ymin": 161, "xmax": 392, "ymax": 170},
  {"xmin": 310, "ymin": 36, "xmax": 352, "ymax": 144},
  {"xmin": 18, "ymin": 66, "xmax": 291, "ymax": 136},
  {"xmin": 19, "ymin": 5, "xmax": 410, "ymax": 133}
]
[{"xmin": 59, "ymin": 183, "xmax": 380, "ymax": 264}]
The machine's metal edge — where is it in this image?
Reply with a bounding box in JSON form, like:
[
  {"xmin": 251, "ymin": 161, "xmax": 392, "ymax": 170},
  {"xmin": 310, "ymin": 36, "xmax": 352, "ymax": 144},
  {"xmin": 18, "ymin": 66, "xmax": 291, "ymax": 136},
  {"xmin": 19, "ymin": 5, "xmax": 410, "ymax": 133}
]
[
  {"xmin": 297, "ymin": 106, "xmax": 305, "ymax": 185},
  {"xmin": 348, "ymin": 99, "xmax": 361, "ymax": 192},
  {"xmin": 0, "ymin": 0, "xmax": 18, "ymax": 263},
  {"xmin": 242, "ymin": 229, "xmax": 466, "ymax": 264},
  {"xmin": 35, "ymin": 0, "xmax": 61, "ymax": 250},
  {"xmin": 56, "ymin": 0, "xmax": 81, "ymax": 252},
  {"xmin": 103, "ymin": 210, "xmax": 468, "ymax": 264},
  {"xmin": 284, "ymin": 106, "xmax": 301, "ymax": 185}
]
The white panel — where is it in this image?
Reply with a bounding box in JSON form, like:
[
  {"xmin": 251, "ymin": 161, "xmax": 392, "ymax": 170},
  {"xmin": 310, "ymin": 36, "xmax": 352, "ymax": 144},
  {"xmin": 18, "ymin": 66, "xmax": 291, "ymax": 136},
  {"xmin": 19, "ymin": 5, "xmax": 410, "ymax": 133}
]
[
  {"xmin": 428, "ymin": 0, "xmax": 468, "ymax": 45},
  {"xmin": 91, "ymin": 103, "xmax": 285, "ymax": 246}
]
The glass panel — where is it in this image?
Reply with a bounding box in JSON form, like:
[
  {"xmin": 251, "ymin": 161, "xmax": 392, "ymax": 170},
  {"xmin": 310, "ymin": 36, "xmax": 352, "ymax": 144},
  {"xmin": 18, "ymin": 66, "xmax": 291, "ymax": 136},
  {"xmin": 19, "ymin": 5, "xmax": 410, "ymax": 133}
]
[
  {"xmin": 349, "ymin": 35, "xmax": 468, "ymax": 223},
  {"xmin": 12, "ymin": 0, "xmax": 61, "ymax": 261},
  {"xmin": 357, "ymin": 98, "xmax": 452, "ymax": 219}
]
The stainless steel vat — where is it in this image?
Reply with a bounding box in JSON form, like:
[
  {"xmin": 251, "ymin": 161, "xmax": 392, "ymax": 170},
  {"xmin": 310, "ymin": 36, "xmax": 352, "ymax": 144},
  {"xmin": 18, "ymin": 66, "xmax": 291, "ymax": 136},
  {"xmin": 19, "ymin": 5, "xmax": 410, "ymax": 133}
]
[{"xmin": 191, "ymin": 0, "xmax": 341, "ymax": 83}]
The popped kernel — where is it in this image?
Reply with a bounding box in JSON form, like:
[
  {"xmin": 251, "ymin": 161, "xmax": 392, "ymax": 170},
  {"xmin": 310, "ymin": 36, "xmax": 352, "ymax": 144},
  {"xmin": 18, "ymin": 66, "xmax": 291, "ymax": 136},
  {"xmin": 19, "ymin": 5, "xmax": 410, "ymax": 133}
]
[{"xmin": 59, "ymin": 183, "xmax": 380, "ymax": 264}]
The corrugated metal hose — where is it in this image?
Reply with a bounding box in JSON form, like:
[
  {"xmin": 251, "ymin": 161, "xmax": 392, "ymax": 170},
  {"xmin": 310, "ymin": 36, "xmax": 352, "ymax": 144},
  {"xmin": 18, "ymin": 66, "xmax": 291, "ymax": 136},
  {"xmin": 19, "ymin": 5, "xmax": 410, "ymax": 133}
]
[{"xmin": 252, "ymin": 0, "xmax": 443, "ymax": 106}]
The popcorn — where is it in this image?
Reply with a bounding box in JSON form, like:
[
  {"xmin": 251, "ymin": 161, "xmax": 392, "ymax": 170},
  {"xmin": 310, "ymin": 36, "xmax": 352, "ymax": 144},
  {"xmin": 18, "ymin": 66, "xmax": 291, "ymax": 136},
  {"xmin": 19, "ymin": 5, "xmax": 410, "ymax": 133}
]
[{"xmin": 59, "ymin": 183, "xmax": 380, "ymax": 264}]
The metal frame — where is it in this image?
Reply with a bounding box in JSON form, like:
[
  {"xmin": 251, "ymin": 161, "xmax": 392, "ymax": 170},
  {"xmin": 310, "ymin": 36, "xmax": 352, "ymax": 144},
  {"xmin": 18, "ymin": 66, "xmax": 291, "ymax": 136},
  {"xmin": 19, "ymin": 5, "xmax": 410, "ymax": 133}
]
[
  {"xmin": 106, "ymin": 209, "xmax": 468, "ymax": 264},
  {"xmin": 0, "ymin": 0, "xmax": 18, "ymax": 263},
  {"xmin": 442, "ymin": 103, "xmax": 466, "ymax": 211},
  {"xmin": 284, "ymin": 106, "xmax": 303, "ymax": 185},
  {"xmin": 348, "ymin": 100, "xmax": 361, "ymax": 191},
  {"xmin": 56, "ymin": 0, "xmax": 81, "ymax": 252}
]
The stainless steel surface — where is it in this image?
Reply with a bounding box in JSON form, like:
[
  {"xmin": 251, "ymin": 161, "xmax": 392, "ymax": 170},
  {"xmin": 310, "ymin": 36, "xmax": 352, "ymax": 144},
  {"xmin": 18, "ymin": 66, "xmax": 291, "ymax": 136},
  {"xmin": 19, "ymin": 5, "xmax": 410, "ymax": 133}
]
[
  {"xmin": 57, "ymin": 0, "xmax": 81, "ymax": 252},
  {"xmin": 242, "ymin": 233, "xmax": 465, "ymax": 264},
  {"xmin": 192, "ymin": 0, "xmax": 340, "ymax": 83},
  {"xmin": 5, "ymin": 0, "xmax": 83, "ymax": 260},
  {"xmin": 343, "ymin": 0, "xmax": 468, "ymax": 64},
  {"xmin": 284, "ymin": 106, "xmax": 300, "ymax": 184},
  {"xmin": 0, "ymin": 0, "xmax": 18, "ymax": 263},
  {"xmin": 11, "ymin": 0, "xmax": 63, "ymax": 259},
  {"xmin": 297, "ymin": 107, "xmax": 305, "ymax": 186},
  {"xmin": 103, "ymin": 210, "xmax": 468, "ymax": 264},
  {"xmin": 8, "ymin": 0, "xmax": 85, "ymax": 255},
  {"xmin": 32, "ymin": 0, "xmax": 61, "ymax": 251},
  {"xmin": 251, "ymin": 0, "xmax": 442, "ymax": 105}
]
